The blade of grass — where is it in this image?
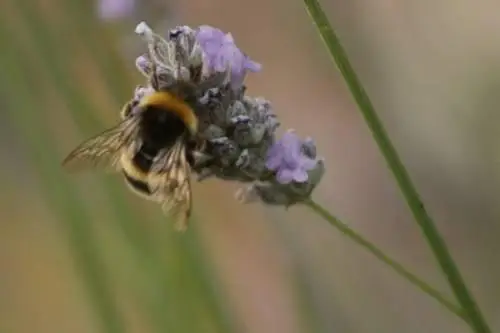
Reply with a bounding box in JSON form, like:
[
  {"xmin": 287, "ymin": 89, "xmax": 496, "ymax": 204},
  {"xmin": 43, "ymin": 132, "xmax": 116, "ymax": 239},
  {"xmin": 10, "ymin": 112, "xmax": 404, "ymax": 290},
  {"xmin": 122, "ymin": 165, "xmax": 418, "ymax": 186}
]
[
  {"xmin": 5, "ymin": 2, "xmax": 175, "ymax": 332},
  {"xmin": 63, "ymin": 0, "xmax": 135, "ymax": 102},
  {"xmin": 55, "ymin": 3, "xmax": 236, "ymax": 331},
  {"xmin": 13, "ymin": 1, "xmax": 235, "ymax": 331},
  {"xmin": 56, "ymin": 4, "xmax": 237, "ymax": 331},
  {"xmin": 12, "ymin": 4, "xmax": 176, "ymax": 331},
  {"xmin": 277, "ymin": 225, "xmax": 336, "ymax": 333},
  {"xmin": 305, "ymin": 199, "xmax": 465, "ymax": 320},
  {"xmin": 301, "ymin": 1, "xmax": 491, "ymax": 331},
  {"xmin": 0, "ymin": 18, "xmax": 126, "ymax": 333},
  {"xmin": 177, "ymin": 227, "xmax": 236, "ymax": 333}
]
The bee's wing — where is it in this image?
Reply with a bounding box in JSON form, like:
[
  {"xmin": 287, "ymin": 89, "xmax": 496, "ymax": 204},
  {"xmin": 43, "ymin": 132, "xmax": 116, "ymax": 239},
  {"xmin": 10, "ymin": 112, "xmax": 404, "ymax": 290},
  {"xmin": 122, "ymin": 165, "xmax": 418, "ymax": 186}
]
[
  {"xmin": 148, "ymin": 139, "xmax": 192, "ymax": 231},
  {"xmin": 62, "ymin": 116, "xmax": 140, "ymax": 172}
]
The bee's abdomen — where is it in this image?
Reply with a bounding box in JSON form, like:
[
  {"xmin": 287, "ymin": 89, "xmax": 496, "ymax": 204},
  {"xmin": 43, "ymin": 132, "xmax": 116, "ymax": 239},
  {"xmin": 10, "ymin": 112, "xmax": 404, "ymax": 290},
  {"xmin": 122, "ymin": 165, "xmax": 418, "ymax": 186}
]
[
  {"xmin": 132, "ymin": 145, "xmax": 157, "ymax": 173},
  {"xmin": 120, "ymin": 149, "xmax": 154, "ymax": 197},
  {"xmin": 122, "ymin": 170, "xmax": 152, "ymax": 196}
]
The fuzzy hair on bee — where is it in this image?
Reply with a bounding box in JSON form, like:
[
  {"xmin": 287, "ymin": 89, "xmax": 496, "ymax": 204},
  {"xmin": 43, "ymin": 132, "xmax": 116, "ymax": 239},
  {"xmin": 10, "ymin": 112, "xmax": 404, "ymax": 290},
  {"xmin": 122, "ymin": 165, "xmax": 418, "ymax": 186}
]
[{"xmin": 62, "ymin": 60, "xmax": 201, "ymax": 231}]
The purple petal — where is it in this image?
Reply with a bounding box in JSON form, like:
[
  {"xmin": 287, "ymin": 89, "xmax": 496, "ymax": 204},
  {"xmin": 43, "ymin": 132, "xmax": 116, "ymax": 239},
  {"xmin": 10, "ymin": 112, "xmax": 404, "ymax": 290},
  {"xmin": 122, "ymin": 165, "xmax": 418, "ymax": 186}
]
[
  {"xmin": 223, "ymin": 32, "xmax": 235, "ymax": 44},
  {"xmin": 276, "ymin": 169, "xmax": 295, "ymax": 184},
  {"xmin": 229, "ymin": 76, "xmax": 244, "ymax": 90},
  {"xmin": 292, "ymin": 169, "xmax": 309, "ymax": 183},
  {"xmin": 266, "ymin": 141, "xmax": 283, "ymax": 160},
  {"xmin": 228, "ymin": 48, "xmax": 245, "ymax": 69},
  {"xmin": 196, "ymin": 25, "xmax": 225, "ymax": 43},
  {"xmin": 282, "ymin": 145, "xmax": 302, "ymax": 169},
  {"xmin": 135, "ymin": 86, "xmax": 154, "ymax": 100},
  {"xmin": 201, "ymin": 42, "xmax": 222, "ymax": 55},
  {"xmin": 135, "ymin": 55, "xmax": 151, "ymax": 74},
  {"xmin": 194, "ymin": 24, "xmax": 260, "ymax": 88},
  {"xmin": 98, "ymin": 0, "xmax": 135, "ymax": 19},
  {"xmin": 299, "ymin": 157, "xmax": 317, "ymax": 170},
  {"xmin": 265, "ymin": 153, "xmax": 282, "ymax": 171},
  {"xmin": 284, "ymin": 158, "xmax": 298, "ymax": 170},
  {"xmin": 212, "ymin": 52, "xmax": 227, "ymax": 72},
  {"xmin": 280, "ymin": 131, "xmax": 302, "ymax": 151},
  {"xmin": 245, "ymin": 58, "xmax": 262, "ymax": 72},
  {"xmin": 230, "ymin": 69, "xmax": 247, "ymax": 89}
]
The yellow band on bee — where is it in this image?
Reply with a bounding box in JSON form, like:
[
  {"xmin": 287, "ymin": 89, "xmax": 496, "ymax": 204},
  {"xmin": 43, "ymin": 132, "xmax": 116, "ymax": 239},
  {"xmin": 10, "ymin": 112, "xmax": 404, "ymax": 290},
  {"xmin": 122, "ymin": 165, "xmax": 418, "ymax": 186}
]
[
  {"xmin": 139, "ymin": 91, "xmax": 198, "ymax": 135},
  {"xmin": 120, "ymin": 154, "xmax": 148, "ymax": 181}
]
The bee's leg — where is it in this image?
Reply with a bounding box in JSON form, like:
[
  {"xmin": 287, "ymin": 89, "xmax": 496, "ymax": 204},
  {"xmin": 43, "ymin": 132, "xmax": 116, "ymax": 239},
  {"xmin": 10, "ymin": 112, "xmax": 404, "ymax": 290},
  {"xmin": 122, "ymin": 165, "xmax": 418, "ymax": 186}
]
[
  {"xmin": 186, "ymin": 140, "xmax": 212, "ymax": 169},
  {"xmin": 196, "ymin": 167, "xmax": 215, "ymax": 182},
  {"xmin": 120, "ymin": 101, "xmax": 132, "ymax": 119},
  {"xmin": 194, "ymin": 136, "xmax": 207, "ymax": 152},
  {"xmin": 191, "ymin": 150, "xmax": 212, "ymax": 168},
  {"xmin": 120, "ymin": 100, "xmax": 139, "ymax": 120}
]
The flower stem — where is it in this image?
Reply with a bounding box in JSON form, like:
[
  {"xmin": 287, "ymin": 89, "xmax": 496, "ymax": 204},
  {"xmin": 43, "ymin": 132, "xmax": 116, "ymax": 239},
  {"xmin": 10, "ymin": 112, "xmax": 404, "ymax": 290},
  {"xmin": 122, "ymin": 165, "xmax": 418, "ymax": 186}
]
[
  {"xmin": 305, "ymin": 199, "xmax": 465, "ymax": 321},
  {"xmin": 302, "ymin": 1, "xmax": 491, "ymax": 331}
]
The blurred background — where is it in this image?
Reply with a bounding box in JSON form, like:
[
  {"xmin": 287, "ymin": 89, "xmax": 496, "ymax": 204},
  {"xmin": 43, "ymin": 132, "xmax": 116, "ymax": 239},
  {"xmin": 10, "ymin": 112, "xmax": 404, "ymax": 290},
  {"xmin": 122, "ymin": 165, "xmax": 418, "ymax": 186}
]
[{"xmin": 1, "ymin": 0, "xmax": 499, "ymax": 332}]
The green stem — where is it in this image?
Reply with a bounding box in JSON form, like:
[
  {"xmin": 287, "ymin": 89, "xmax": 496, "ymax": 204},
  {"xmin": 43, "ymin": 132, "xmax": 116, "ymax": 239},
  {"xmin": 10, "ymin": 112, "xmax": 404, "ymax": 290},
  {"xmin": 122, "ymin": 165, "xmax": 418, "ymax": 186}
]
[
  {"xmin": 0, "ymin": 7, "xmax": 127, "ymax": 333},
  {"xmin": 302, "ymin": 1, "xmax": 491, "ymax": 332},
  {"xmin": 305, "ymin": 200, "xmax": 465, "ymax": 321}
]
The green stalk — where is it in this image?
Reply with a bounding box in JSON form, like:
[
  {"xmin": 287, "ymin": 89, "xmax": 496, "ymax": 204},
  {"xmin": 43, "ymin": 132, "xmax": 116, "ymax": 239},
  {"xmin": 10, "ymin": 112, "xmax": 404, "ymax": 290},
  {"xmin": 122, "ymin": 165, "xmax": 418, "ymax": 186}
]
[
  {"xmin": 14, "ymin": 2, "xmax": 234, "ymax": 331},
  {"xmin": 305, "ymin": 200, "xmax": 464, "ymax": 321},
  {"xmin": 301, "ymin": 1, "xmax": 491, "ymax": 331},
  {"xmin": 0, "ymin": 22, "xmax": 126, "ymax": 333}
]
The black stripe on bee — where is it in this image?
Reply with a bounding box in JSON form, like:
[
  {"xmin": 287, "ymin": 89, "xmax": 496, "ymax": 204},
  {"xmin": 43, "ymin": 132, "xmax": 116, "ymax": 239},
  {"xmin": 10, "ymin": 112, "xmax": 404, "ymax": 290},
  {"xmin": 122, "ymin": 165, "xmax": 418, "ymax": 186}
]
[
  {"xmin": 133, "ymin": 105, "xmax": 192, "ymax": 171},
  {"xmin": 122, "ymin": 170, "xmax": 152, "ymax": 196},
  {"xmin": 132, "ymin": 145, "xmax": 156, "ymax": 173},
  {"xmin": 130, "ymin": 111, "xmax": 199, "ymax": 174}
]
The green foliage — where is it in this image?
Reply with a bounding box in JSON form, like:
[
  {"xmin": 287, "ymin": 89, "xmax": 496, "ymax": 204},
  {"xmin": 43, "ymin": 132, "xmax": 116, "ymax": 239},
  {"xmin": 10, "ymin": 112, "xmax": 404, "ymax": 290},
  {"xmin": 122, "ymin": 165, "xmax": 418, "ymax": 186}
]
[
  {"xmin": 302, "ymin": 0, "xmax": 491, "ymax": 332},
  {"xmin": 0, "ymin": 1, "xmax": 233, "ymax": 332}
]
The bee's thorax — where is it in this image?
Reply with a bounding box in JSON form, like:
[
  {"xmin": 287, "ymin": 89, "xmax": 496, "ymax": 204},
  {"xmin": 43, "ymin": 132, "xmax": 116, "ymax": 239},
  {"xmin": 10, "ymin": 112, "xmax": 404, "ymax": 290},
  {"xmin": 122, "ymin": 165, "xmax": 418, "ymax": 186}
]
[{"xmin": 140, "ymin": 106, "xmax": 188, "ymax": 148}]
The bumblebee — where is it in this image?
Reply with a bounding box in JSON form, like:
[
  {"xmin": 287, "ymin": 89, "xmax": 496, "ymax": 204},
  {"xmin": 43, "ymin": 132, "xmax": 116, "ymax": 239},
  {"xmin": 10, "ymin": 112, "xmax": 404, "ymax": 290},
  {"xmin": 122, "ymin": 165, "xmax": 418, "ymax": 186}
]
[{"xmin": 62, "ymin": 87, "xmax": 200, "ymax": 231}]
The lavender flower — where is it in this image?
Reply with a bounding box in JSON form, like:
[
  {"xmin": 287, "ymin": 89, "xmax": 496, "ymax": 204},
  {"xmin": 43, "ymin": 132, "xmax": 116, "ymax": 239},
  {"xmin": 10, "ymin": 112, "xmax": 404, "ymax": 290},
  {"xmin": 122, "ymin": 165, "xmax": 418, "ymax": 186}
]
[
  {"xmin": 97, "ymin": 0, "xmax": 135, "ymax": 20},
  {"xmin": 133, "ymin": 85, "xmax": 154, "ymax": 102},
  {"xmin": 195, "ymin": 25, "xmax": 262, "ymax": 90},
  {"xmin": 130, "ymin": 22, "xmax": 324, "ymax": 208},
  {"xmin": 235, "ymin": 131, "xmax": 325, "ymax": 206},
  {"xmin": 266, "ymin": 130, "xmax": 317, "ymax": 184},
  {"xmin": 135, "ymin": 54, "xmax": 152, "ymax": 76}
]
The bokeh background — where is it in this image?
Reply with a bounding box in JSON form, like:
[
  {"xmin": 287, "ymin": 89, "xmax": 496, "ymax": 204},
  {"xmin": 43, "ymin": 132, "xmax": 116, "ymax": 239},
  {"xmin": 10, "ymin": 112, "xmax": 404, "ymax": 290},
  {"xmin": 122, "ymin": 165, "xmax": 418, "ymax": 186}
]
[{"xmin": 1, "ymin": 0, "xmax": 499, "ymax": 332}]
